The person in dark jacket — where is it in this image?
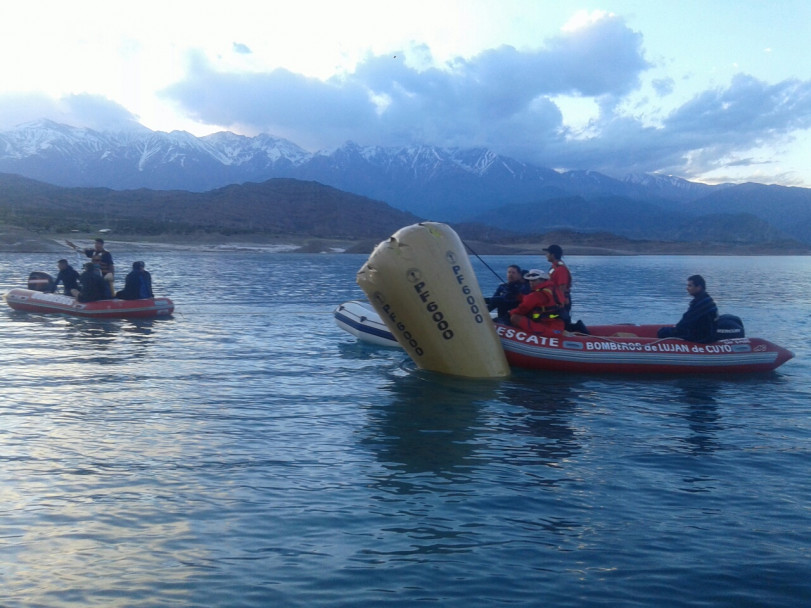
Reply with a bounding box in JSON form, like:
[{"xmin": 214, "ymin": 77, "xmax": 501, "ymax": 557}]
[
  {"xmin": 116, "ymin": 261, "xmax": 154, "ymax": 300},
  {"xmin": 486, "ymin": 264, "xmax": 531, "ymax": 322},
  {"xmin": 657, "ymin": 274, "xmax": 718, "ymax": 343},
  {"xmin": 76, "ymin": 262, "xmax": 110, "ymax": 302},
  {"xmin": 51, "ymin": 259, "xmax": 80, "ymax": 296}
]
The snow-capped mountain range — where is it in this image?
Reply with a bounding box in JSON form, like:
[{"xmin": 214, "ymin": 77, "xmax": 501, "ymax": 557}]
[
  {"xmin": 0, "ymin": 120, "xmax": 714, "ymax": 214},
  {"xmin": 2, "ymin": 119, "xmax": 811, "ymax": 244}
]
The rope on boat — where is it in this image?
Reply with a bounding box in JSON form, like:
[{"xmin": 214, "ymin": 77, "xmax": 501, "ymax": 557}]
[{"xmin": 462, "ymin": 240, "xmax": 503, "ymax": 282}]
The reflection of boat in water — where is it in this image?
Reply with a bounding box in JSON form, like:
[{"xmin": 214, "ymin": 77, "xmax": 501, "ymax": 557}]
[
  {"xmin": 335, "ymin": 300, "xmax": 794, "ymax": 374},
  {"xmin": 4, "ymin": 288, "xmax": 174, "ymax": 319},
  {"xmin": 361, "ymin": 372, "xmax": 490, "ymax": 476}
]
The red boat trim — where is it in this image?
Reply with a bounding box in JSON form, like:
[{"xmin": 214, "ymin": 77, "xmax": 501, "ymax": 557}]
[
  {"xmin": 4, "ymin": 288, "xmax": 174, "ymax": 319},
  {"xmin": 495, "ymin": 324, "xmax": 792, "ymax": 373}
]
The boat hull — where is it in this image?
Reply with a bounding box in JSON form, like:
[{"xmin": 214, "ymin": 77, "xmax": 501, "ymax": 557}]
[
  {"xmin": 496, "ymin": 323, "xmax": 794, "ymax": 374},
  {"xmin": 334, "ymin": 300, "xmax": 400, "ymax": 347},
  {"xmin": 334, "ymin": 301, "xmax": 794, "ymax": 374},
  {"xmin": 4, "ymin": 288, "xmax": 174, "ymax": 319}
]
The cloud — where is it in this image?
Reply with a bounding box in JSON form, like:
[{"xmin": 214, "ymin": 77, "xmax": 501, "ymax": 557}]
[
  {"xmin": 0, "ymin": 92, "xmax": 144, "ymax": 132},
  {"xmin": 161, "ymin": 13, "xmax": 648, "ymax": 150},
  {"xmin": 665, "ymin": 75, "xmax": 811, "ymax": 137},
  {"xmin": 555, "ymin": 75, "xmax": 811, "ymax": 178},
  {"xmin": 60, "ymin": 94, "xmax": 146, "ymax": 131},
  {"xmin": 652, "ymin": 78, "xmax": 675, "ymax": 96},
  {"xmin": 5, "ymin": 9, "xmax": 809, "ymax": 185},
  {"xmin": 161, "ymin": 51, "xmax": 377, "ymax": 147}
]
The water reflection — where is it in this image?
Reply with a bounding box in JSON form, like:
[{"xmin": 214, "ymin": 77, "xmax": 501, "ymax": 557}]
[
  {"xmin": 7, "ymin": 313, "xmax": 166, "ymax": 364},
  {"xmin": 674, "ymin": 378, "xmax": 722, "ymax": 455},
  {"xmin": 361, "ymin": 370, "xmax": 494, "ymax": 478},
  {"xmin": 495, "ymin": 375, "xmax": 580, "ymax": 468},
  {"xmin": 360, "ymin": 367, "xmax": 584, "ymax": 492}
]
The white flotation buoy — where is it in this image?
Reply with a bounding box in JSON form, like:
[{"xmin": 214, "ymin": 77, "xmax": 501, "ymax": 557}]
[{"xmin": 357, "ymin": 222, "xmax": 510, "ymax": 378}]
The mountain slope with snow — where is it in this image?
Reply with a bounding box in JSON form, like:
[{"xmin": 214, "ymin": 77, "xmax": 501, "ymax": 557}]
[{"xmin": 2, "ymin": 120, "xmax": 810, "ymax": 243}]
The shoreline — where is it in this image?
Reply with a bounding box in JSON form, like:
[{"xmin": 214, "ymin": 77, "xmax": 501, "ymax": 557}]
[{"xmin": 1, "ymin": 227, "xmax": 809, "ymax": 256}]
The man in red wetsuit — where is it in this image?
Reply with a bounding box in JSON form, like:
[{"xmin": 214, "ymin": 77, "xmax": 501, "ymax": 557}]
[
  {"xmin": 542, "ymin": 244, "xmax": 571, "ymax": 321},
  {"xmin": 509, "ymin": 269, "xmax": 565, "ymax": 336}
]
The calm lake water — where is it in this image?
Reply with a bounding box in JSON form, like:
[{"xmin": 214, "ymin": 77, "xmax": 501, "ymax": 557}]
[{"xmin": 1, "ymin": 251, "xmax": 809, "ymax": 607}]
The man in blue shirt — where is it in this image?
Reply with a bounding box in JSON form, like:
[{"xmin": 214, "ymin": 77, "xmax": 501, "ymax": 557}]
[
  {"xmin": 657, "ymin": 275, "xmax": 718, "ymax": 343},
  {"xmin": 116, "ymin": 261, "xmax": 154, "ymax": 300}
]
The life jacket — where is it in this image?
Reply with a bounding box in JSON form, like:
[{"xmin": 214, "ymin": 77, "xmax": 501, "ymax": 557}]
[
  {"xmin": 529, "ymin": 286, "xmax": 563, "ymax": 321},
  {"xmin": 513, "ymin": 314, "xmax": 565, "ymax": 336},
  {"xmin": 550, "ymin": 260, "xmax": 570, "ymax": 295},
  {"xmin": 91, "ymin": 250, "xmax": 112, "ymax": 275}
]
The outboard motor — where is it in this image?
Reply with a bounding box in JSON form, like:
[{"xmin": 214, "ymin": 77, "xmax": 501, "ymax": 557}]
[
  {"xmin": 715, "ymin": 314, "xmax": 745, "ymax": 339},
  {"xmin": 27, "ymin": 271, "xmax": 55, "ymax": 293}
]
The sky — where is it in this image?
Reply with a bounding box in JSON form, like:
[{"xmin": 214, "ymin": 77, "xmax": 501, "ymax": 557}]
[{"xmin": 1, "ymin": 0, "xmax": 810, "ymax": 187}]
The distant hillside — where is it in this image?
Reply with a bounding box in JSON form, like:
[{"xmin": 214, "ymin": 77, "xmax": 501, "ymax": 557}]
[
  {"xmin": 0, "ymin": 173, "xmax": 421, "ymax": 240},
  {"xmin": 681, "ymin": 183, "xmax": 811, "ymax": 244},
  {"xmin": 1, "ymin": 173, "xmax": 809, "ymax": 255},
  {"xmin": 474, "ymin": 195, "xmax": 689, "ymax": 240},
  {"xmin": 474, "ymin": 194, "xmax": 798, "ymax": 244}
]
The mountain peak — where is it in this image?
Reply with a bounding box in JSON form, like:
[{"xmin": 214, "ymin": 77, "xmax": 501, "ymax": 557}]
[{"xmin": 1, "ymin": 119, "xmax": 809, "ymax": 244}]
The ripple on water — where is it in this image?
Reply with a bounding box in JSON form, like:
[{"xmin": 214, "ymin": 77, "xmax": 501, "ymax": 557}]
[{"xmin": 0, "ymin": 253, "xmax": 809, "ymax": 607}]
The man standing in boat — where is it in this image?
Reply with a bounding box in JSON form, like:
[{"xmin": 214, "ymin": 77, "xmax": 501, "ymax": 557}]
[
  {"xmin": 66, "ymin": 238, "xmax": 115, "ymax": 295},
  {"xmin": 657, "ymin": 275, "xmax": 718, "ymax": 343},
  {"xmin": 541, "ymin": 244, "xmax": 571, "ymax": 321}
]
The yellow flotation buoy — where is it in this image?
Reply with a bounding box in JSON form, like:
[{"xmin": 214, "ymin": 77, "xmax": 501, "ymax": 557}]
[{"xmin": 357, "ymin": 222, "xmax": 510, "ymax": 378}]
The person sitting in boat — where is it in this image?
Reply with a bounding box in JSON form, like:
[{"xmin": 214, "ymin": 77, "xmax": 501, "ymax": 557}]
[
  {"xmin": 657, "ymin": 274, "xmax": 718, "ymax": 343},
  {"xmin": 51, "ymin": 259, "xmax": 80, "ymax": 296},
  {"xmin": 75, "ymin": 262, "xmax": 111, "ymax": 303},
  {"xmin": 485, "ymin": 264, "xmax": 531, "ymax": 322},
  {"xmin": 66, "ymin": 238, "xmax": 115, "ymax": 294},
  {"xmin": 116, "ymin": 261, "xmax": 154, "ymax": 300},
  {"xmin": 509, "ymin": 269, "xmax": 565, "ymax": 336}
]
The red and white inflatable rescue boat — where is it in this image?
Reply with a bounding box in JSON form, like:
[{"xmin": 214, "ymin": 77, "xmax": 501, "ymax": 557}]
[
  {"xmin": 344, "ymin": 221, "xmax": 794, "ymax": 376},
  {"xmin": 335, "ymin": 300, "xmax": 794, "ymax": 374},
  {"xmin": 495, "ymin": 322, "xmax": 793, "ymax": 374},
  {"xmin": 4, "ymin": 288, "xmax": 174, "ymax": 319}
]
